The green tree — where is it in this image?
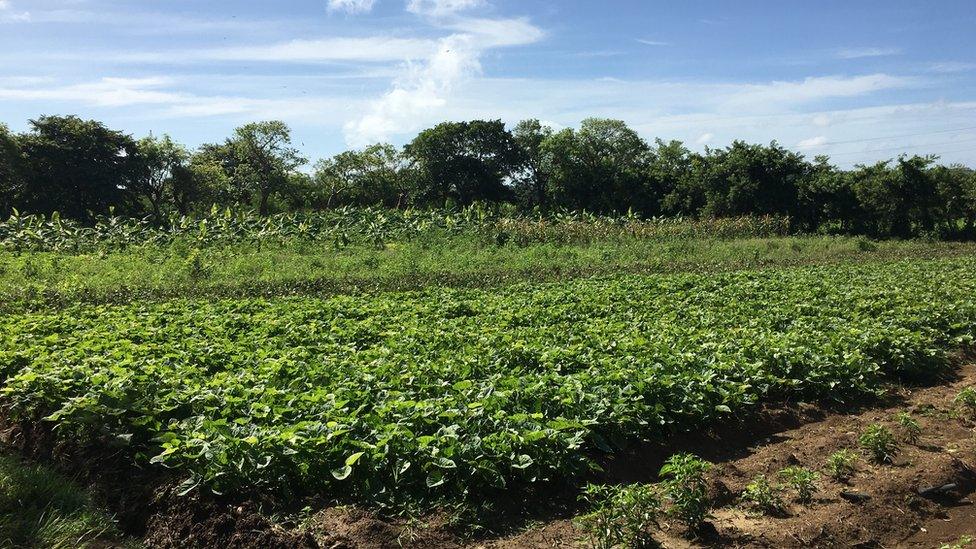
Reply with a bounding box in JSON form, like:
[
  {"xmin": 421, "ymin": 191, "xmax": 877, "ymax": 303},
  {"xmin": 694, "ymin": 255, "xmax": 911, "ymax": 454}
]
[
  {"xmin": 169, "ymin": 152, "xmax": 231, "ymax": 215},
  {"xmin": 543, "ymin": 118, "xmax": 656, "ymax": 215},
  {"xmin": 130, "ymin": 134, "xmax": 189, "ymax": 220},
  {"xmin": 0, "ymin": 123, "xmax": 25, "ymax": 217},
  {"xmin": 696, "ymin": 141, "xmax": 811, "ymax": 218},
  {"xmin": 405, "ymin": 120, "xmax": 522, "ymax": 206},
  {"xmin": 512, "ymin": 119, "xmax": 554, "ymax": 209},
  {"xmin": 224, "ymin": 121, "xmax": 306, "ymax": 215},
  {"xmin": 852, "ymin": 155, "xmax": 938, "ymax": 238},
  {"xmin": 18, "ymin": 115, "xmax": 138, "ymax": 219},
  {"xmin": 313, "ymin": 144, "xmax": 410, "ymax": 208},
  {"xmin": 931, "ymin": 164, "xmax": 976, "ymax": 237}
]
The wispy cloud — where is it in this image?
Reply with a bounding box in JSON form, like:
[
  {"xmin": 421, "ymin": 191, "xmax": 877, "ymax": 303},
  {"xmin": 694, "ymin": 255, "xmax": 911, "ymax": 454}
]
[
  {"xmin": 78, "ymin": 37, "xmax": 440, "ymax": 64},
  {"xmin": 636, "ymin": 39, "xmax": 669, "ymax": 46},
  {"xmin": 797, "ymin": 135, "xmax": 827, "ymax": 149},
  {"xmin": 928, "ymin": 61, "xmax": 976, "ymax": 73},
  {"xmin": 407, "ymin": 0, "xmax": 485, "ymax": 17},
  {"xmin": 0, "ymin": 0, "xmax": 30, "ymax": 22},
  {"xmin": 327, "ymin": 0, "xmax": 376, "ymax": 14},
  {"xmin": 836, "ymin": 47, "xmax": 901, "ymax": 59},
  {"xmin": 695, "ymin": 132, "xmax": 713, "ymax": 145}
]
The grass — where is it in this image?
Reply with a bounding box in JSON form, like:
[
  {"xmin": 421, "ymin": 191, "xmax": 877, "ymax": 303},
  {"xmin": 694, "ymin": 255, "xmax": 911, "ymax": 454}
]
[
  {"xmin": 0, "ymin": 454, "xmax": 126, "ymax": 548},
  {"xmin": 2, "ymin": 233, "xmax": 975, "ymax": 312}
]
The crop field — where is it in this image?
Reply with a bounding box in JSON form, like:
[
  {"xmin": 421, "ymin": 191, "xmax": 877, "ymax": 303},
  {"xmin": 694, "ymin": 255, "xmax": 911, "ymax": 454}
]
[
  {"xmin": 3, "ymin": 258, "xmax": 975, "ymax": 513},
  {"xmin": 2, "ymin": 211, "xmax": 976, "ymax": 547}
]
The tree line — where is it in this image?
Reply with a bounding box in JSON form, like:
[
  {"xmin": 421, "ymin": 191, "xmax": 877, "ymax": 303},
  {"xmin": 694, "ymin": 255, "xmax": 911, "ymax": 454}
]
[{"xmin": 1, "ymin": 115, "xmax": 974, "ymax": 238}]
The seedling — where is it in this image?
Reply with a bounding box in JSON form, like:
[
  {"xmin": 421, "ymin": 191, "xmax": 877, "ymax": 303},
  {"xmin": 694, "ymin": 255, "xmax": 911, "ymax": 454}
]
[
  {"xmin": 955, "ymin": 387, "xmax": 976, "ymax": 417},
  {"xmin": 894, "ymin": 411, "xmax": 921, "ymax": 444},
  {"xmin": 824, "ymin": 449, "xmax": 859, "ymax": 480},
  {"xmin": 859, "ymin": 424, "xmax": 898, "ymax": 463},
  {"xmin": 659, "ymin": 453, "xmax": 712, "ymax": 534},
  {"xmin": 778, "ymin": 466, "xmax": 819, "ymax": 503},
  {"xmin": 577, "ymin": 484, "xmax": 661, "ymax": 549},
  {"xmin": 740, "ymin": 474, "xmax": 783, "ymax": 514}
]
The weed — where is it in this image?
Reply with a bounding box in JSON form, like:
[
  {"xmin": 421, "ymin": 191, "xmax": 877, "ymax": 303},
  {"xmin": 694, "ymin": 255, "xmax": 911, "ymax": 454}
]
[
  {"xmin": 894, "ymin": 411, "xmax": 921, "ymax": 444},
  {"xmin": 859, "ymin": 424, "xmax": 899, "ymax": 463},
  {"xmin": 939, "ymin": 534, "xmax": 974, "ymax": 549},
  {"xmin": 659, "ymin": 453, "xmax": 712, "ymax": 533},
  {"xmin": 740, "ymin": 475, "xmax": 783, "ymax": 514},
  {"xmin": 824, "ymin": 449, "xmax": 859, "ymax": 481},
  {"xmin": 577, "ymin": 484, "xmax": 661, "ymax": 549},
  {"xmin": 954, "ymin": 387, "xmax": 976, "ymax": 417},
  {"xmin": 778, "ymin": 466, "xmax": 819, "ymax": 503}
]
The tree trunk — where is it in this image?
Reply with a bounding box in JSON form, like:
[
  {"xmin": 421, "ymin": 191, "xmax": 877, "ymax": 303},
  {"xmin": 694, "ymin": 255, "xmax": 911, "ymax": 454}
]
[{"xmin": 259, "ymin": 190, "xmax": 270, "ymax": 216}]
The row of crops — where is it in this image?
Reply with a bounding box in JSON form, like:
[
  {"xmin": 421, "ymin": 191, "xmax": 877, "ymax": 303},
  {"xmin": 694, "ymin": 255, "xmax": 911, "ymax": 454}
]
[
  {"xmin": 0, "ymin": 206, "xmax": 794, "ymax": 253},
  {"xmin": 1, "ymin": 258, "xmax": 974, "ymax": 508}
]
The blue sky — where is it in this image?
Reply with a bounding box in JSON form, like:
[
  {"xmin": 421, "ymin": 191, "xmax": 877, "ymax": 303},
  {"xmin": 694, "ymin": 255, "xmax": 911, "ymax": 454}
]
[{"xmin": 1, "ymin": 0, "xmax": 975, "ymax": 166}]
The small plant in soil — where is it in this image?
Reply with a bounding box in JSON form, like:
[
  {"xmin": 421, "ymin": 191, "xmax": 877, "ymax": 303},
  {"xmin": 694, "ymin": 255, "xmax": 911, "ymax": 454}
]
[
  {"xmin": 824, "ymin": 449, "xmax": 859, "ymax": 480},
  {"xmin": 659, "ymin": 453, "xmax": 712, "ymax": 535},
  {"xmin": 894, "ymin": 411, "xmax": 921, "ymax": 443},
  {"xmin": 939, "ymin": 534, "xmax": 974, "ymax": 549},
  {"xmin": 778, "ymin": 466, "xmax": 819, "ymax": 503},
  {"xmin": 954, "ymin": 387, "xmax": 976, "ymax": 417},
  {"xmin": 740, "ymin": 474, "xmax": 784, "ymax": 514},
  {"xmin": 859, "ymin": 424, "xmax": 899, "ymax": 463},
  {"xmin": 577, "ymin": 483, "xmax": 661, "ymax": 549}
]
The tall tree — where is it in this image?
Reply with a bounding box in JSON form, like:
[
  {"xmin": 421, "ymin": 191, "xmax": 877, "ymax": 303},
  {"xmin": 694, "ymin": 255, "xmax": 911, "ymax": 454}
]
[
  {"xmin": 0, "ymin": 123, "xmax": 24, "ymax": 217},
  {"xmin": 544, "ymin": 118, "xmax": 655, "ymax": 214},
  {"xmin": 18, "ymin": 116, "xmax": 138, "ymax": 219},
  {"xmin": 512, "ymin": 119, "xmax": 554, "ymax": 209},
  {"xmin": 851, "ymin": 155, "xmax": 938, "ymax": 238},
  {"xmin": 130, "ymin": 134, "xmax": 189, "ymax": 220},
  {"xmin": 405, "ymin": 120, "xmax": 522, "ymax": 206},
  {"xmin": 313, "ymin": 144, "xmax": 410, "ymax": 208},
  {"xmin": 224, "ymin": 121, "xmax": 306, "ymax": 215}
]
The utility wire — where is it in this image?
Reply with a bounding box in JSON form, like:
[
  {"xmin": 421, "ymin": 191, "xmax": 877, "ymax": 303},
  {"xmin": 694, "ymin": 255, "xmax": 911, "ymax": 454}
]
[
  {"xmin": 810, "ymin": 136, "xmax": 976, "ymax": 157},
  {"xmin": 813, "ymin": 126, "xmax": 976, "ymax": 147}
]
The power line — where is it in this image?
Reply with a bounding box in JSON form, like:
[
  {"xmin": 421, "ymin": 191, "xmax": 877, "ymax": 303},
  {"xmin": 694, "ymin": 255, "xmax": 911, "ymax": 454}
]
[
  {"xmin": 814, "ymin": 125, "xmax": 976, "ymax": 147},
  {"xmin": 812, "ymin": 136, "xmax": 976, "ymax": 157}
]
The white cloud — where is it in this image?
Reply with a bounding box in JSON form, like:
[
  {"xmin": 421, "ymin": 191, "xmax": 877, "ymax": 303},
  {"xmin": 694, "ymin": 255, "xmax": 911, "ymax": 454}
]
[
  {"xmin": 721, "ymin": 74, "xmax": 913, "ymax": 110},
  {"xmin": 204, "ymin": 37, "xmax": 437, "ymax": 63},
  {"xmin": 836, "ymin": 47, "xmax": 901, "ymax": 59},
  {"xmin": 811, "ymin": 113, "xmax": 832, "ymax": 127},
  {"xmin": 94, "ymin": 37, "xmax": 440, "ymax": 64},
  {"xmin": 406, "ymin": 0, "xmax": 484, "ymax": 17},
  {"xmin": 695, "ymin": 132, "xmax": 714, "ymax": 145},
  {"xmin": 797, "ymin": 136, "xmax": 827, "ymax": 149},
  {"xmin": 929, "ymin": 61, "xmax": 976, "ymax": 73},
  {"xmin": 343, "ymin": 13, "xmax": 544, "ymax": 145},
  {"xmin": 328, "ymin": 0, "xmax": 376, "ymax": 13},
  {"xmin": 636, "ymin": 39, "xmax": 670, "ymax": 46},
  {"xmin": 0, "ymin": 0, "xmax": 30, "ymax": 22}
]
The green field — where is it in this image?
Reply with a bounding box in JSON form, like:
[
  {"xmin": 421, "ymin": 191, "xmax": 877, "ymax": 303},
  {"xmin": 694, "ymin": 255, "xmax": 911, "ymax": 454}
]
[{"xmin": 3, "ymin": 258, "xmax": 974, "ymax": 512}]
